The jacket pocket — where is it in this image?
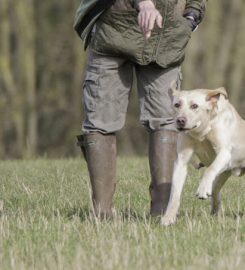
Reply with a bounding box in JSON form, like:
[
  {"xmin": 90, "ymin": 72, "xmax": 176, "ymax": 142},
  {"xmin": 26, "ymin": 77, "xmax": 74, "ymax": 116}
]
[
  {"xmin": 157, "ymin": 11, "xmax": 192, "ymax": 67},
  {"xmin": 90, "ymin": 10, "xmax": 145, "ymax": 62},
  {"xmin": 178, "ymin": 14, "xmax": 192, "ymax": 35}
]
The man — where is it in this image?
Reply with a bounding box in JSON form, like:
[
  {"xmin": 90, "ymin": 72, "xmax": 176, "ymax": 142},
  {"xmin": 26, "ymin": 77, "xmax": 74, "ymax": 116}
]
[{"xmin": 75, "ymin": 0, "xmax": 206, "ymax": 219}]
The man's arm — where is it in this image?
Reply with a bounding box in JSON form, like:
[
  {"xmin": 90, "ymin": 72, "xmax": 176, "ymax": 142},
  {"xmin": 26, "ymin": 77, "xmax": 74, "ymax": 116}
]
[{"xmin": 184, "ymin": 0, "xmax": 207, "ymax": 30}]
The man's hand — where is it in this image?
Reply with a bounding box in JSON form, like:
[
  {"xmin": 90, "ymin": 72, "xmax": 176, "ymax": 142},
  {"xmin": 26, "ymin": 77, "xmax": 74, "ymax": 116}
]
[{"xmin": 137, "ymin": 1, "xmax": 162, "ymax": 39}]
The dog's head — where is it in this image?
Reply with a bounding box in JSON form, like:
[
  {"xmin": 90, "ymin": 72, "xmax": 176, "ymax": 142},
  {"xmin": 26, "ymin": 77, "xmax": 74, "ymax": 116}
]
[{"xmin": 169, "ymin": 82, "xmax": 228, "ymax": 132}]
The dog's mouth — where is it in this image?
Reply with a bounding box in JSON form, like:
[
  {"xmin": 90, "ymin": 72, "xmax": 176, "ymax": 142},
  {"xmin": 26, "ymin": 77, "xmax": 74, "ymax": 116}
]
[{"xmin": 177, "ymin": 125, "xmax": 197, "ymax": 132}]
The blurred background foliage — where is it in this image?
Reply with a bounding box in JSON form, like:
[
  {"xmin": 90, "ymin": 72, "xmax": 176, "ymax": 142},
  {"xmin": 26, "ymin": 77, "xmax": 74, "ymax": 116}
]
[{"xmin": 0, "ymin": 0, "xmax": 244, "ymax": 159}]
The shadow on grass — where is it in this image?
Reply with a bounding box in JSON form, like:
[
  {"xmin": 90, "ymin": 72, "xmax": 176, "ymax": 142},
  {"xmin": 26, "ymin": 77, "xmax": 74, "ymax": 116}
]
[
  {"xmin": 57, "ymin": 205, "xmax": 152, "ymax": 223},
  {"xmin": 56, "ymin": 204, "xmax": 243, "ymax": 224},
  {"xmin": 53, "ymin": 205, "xmax": 91, "ymax": 222},
  {"xmin": 120, "ymin": 208, "xmax": 146, "ymax": 222},
  {"xmin": 225, "ymin": 210, "xmax": 244, "ymax": 219},
  {"xmin": 177, "ymin": 208, "xmax": 245, "ymax": 221}
]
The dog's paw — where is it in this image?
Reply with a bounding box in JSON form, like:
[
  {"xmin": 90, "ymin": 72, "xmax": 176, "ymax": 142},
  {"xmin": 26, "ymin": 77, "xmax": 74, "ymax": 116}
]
[
  {"xmin": 196, "ymin": 183, "xmax": 212, "ymax": 199},
  {"xmin": 160, "ymin": 214, "xmax": 177, "ymax": 226}
]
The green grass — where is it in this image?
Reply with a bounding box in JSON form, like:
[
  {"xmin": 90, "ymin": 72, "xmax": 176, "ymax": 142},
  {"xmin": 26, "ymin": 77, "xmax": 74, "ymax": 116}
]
[{"xmin": 0, "ymin": 158, "xmax": 245, "ymax": 270}]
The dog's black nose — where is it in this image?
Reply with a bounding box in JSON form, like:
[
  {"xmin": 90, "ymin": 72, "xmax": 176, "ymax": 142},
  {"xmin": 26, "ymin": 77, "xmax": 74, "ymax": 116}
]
[{"xmin": 176, "ymin": 117, "xmax": 186, "ymax": 127}]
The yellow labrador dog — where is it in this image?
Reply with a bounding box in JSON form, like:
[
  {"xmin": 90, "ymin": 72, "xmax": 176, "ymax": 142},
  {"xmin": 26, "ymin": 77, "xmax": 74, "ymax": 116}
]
[{"xmin": 161, "ymin": 83, "xmax": 245, "ymax": 226}]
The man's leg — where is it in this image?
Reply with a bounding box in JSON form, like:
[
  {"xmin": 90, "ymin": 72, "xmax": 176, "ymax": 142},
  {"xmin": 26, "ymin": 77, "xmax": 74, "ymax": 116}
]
[
  {"xmin": 77, "ymin": 133, "xmax": 116, "ymax": 218},
  {"xmin": 77, "ymin": 51, "xmax": 133, "ymax": 218},
  {"xmin": 148, "ymin": 130, "xmax": 177, "ymax": 216},
  {"xmin": 136, "ymin": 64, "xmax": 181, "ymax": 216}
]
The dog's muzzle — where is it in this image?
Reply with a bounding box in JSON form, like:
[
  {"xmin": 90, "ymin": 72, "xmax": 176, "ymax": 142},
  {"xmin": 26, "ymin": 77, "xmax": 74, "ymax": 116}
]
[
  {"xmin": 176, "ymin": 117, "xmax": 187, "ymax": 130},
  {"xmin": 176, "ymin": 117, "xmax": 198, "ymax": 131}
]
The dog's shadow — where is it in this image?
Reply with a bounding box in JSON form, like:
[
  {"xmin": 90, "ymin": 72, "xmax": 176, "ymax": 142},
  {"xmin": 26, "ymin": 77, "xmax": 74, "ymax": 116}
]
[{"xmin": 225, "ymin": 210, "xmax": 244, "ymax": 219}]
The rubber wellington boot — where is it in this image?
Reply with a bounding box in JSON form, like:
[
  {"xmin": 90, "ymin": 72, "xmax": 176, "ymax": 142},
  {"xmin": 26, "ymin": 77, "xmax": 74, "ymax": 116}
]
[
  {"xmin": 77, "ymin": 132, "xmax": 116, "ymax": 219},
  {"xmin": 148, "ymin": 130, "xmax": 177, "ymax": 216}
]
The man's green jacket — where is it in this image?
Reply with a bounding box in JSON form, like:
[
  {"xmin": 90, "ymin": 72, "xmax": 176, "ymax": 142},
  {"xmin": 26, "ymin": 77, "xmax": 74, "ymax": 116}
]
[{"xmin": 74, "ymin": 0, "xmax": 206, "ymax": 68}]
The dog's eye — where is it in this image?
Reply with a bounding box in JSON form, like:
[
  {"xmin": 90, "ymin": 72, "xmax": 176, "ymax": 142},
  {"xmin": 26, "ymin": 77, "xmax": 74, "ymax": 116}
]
[
  {"xmin": 174, "ymin": 103, "xmax": 181, "ymax": 108},
  {"xmin": 190, "ymin": 104, "xmax": 199, "ymax": 110}
]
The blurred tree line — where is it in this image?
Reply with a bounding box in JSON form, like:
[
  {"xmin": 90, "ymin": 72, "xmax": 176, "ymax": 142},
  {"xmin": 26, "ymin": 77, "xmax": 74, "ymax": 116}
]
[{"xmin": 0, "ymin": 0, "xmax": 244, "ymax": 159}]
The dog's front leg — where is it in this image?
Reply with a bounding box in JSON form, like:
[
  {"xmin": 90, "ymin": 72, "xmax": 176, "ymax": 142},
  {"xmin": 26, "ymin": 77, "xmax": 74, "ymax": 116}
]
[
  {"xmin": 196, "ymin": 149, "xmax": 231, "ymax": 199},
  {"xmin": 161, "ymin": 145, "xmax": 193, "ymax": 226}
]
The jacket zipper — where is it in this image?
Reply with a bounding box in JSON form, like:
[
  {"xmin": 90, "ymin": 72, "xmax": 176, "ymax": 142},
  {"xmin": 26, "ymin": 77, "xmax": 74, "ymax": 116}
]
[{"xmin": 152, "ymin": 0, "xmax": 169, "ymax": 62}]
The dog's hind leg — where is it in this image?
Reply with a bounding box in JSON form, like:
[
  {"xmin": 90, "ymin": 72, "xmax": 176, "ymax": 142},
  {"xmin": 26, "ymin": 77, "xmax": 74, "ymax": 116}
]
[{"xmin": 211, "ymin": 171, "xmax": 231, "ymax": 215}]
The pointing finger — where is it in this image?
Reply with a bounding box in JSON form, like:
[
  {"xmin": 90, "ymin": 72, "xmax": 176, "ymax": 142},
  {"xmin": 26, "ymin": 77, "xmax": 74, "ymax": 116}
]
[
  {"xmin": 144, "ymin": 30, "xmax": 151, "ymax": 39},
  {"xmin": 148, "ymin": 13, "xmax": 156, "ymax": 31},
  {"xmin": 156, "ymin": 13, "xmax": 163, "ymax": 28}
]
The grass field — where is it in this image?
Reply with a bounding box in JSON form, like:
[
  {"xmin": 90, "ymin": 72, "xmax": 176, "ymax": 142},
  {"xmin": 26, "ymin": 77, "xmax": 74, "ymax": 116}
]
[{"xmin": 0, "ymin": 158, "xmax": 245, "ymax": 270}]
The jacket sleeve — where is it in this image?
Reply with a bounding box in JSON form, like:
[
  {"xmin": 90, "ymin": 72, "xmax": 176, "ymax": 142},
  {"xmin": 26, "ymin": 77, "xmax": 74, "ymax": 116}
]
[
  {"xmin": 133, "ymin": 0, "xmax": 156, "ymax": 9},
  {"xmin": 185, "ymin": 0, "xmax": 207, "ymax": 24}
]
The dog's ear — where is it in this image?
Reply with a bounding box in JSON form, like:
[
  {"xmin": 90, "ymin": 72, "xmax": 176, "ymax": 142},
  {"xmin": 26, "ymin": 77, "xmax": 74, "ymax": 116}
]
[
  {"xmin": 206, "ymin": 87, "xmax": 228, "ymax": 104},
  {"xmin": 168, "ymin": 80, "xmax": 179, "ymax": 101}
]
